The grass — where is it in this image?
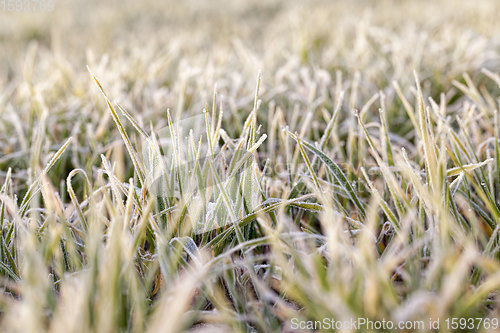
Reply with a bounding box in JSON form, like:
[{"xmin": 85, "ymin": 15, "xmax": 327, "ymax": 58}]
[{"xmin": 1, "ymin": 0, "xmax": 500, "ymax": 332}]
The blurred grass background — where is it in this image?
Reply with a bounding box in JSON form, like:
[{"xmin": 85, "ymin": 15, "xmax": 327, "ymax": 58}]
[{"xmin": 1, "ymin": 0, "xmax": 500, "ymax": 332}]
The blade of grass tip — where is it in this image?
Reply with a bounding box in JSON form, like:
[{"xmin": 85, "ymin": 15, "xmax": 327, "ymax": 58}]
[
  {"xmin": 213, "ymin": 102, "xmax": 224, "ymax": 153},
  {"xmin": 167, "ymin": 109, "xmax": 183, "ymax": 196},
  {"xmin": 414, "ymin": 71, "xmax": 438, "ymax": 191},
  {"xmin": 116, "ymin": 103, "xmax": 149, "ymax": 139},
  {"xmin": 248, "ymin": 71, "xmax": 261, "ymax": 150},
  {"xmin": 286, "ymin": 111, "xmax": 315, "ymax": 197},
  {"xmin": 0, "ymin": 168, "xmax": 11, "ymax": 194},
  {"xmin": 19, "ymin": 137, "xmax": 72, "ymax": 217},
  {"xmin": 87, "ymin": 67, "xmax": 145, "ymax": 186},
  {"xmin": 211, "ymin": 84, "xmax": 217, "ymax": 142},
  {"xmin": 191, "ymin": 135, "xmax": 206, "ymax": 201},
  {"xmin": 319, "ymin": 91, "xmax": 344, "ymax": 150},
  {"xmin": 228, "ymin": 134, "xmax": 267, "ymax": 179},
  {"xmin": 293, "ymin": 133, "xmax": 366, "ymax": 218},
  {"xmin": 446, "ymin": 159, "xmax": 494, "ymax": 177},
  {"xmin": 355, "ymin": 109, "xmax": 380, "ymax": 159},
  {"xmin": 379, "ymin": 91, "xmax": 394, "ymax": 167},
  {"xmin": 357, "ymin": 93, "xmax": 379, "ymax": 165},
  {"xmin": 100, "ymin": 154, "xmax": 126, "ymax": 216},
  {"xmin": 457, "ymin": 73, "xmax": 489, "ymax": 116},
  {"xmin": 67, "ymin": 169, "xmax": 91, "ymax": 232},
  {"xmin": 242, "ymin": 146, "xmax": 257, "ymax": 215},
  {"xmin": 203, "ymin": 105, "xmax": 214, "ymax": 158},
  {"xmin": 124, "ymin": 178, "xmax": 136, "ymax": 233},
  {"xmin": 294, "ymin": 132, "xmax": 322, "ymax": 192},
  {"xmin": 226, "ymin": 132, "xmax": 246, "ymax": 176},
  {"xmin": 482, "ymin": 68, "xmax": 500, "ymax": 88}
]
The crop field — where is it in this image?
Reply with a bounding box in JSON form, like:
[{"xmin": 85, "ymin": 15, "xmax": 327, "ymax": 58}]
[{"xmin": 1, "ymin": 0, "xmax": 500, "ymax": 332}]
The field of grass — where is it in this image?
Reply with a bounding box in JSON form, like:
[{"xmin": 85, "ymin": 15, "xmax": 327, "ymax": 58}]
[{"xmin": 1, "ymin": 0, "xmax": 500, "ymax": 332}]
